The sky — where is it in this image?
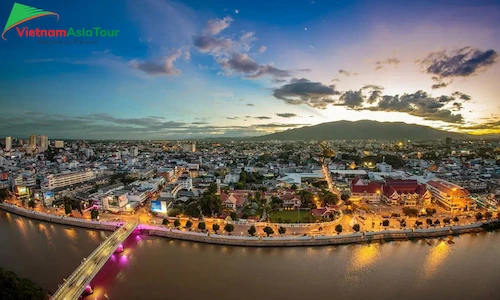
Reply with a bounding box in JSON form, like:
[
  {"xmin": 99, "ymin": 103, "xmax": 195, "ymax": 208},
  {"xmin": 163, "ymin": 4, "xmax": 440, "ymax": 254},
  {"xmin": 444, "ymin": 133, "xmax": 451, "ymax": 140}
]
[{"xmin": 0, "ymin": 0, "xmax": 499, "ymax": 139}]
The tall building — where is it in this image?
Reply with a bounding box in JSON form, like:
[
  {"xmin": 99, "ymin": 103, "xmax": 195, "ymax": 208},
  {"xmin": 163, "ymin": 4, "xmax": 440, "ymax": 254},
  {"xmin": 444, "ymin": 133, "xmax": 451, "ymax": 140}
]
[
  {"xmin": 130, "ymin": 146, "xmax": 138, "ymax": 157},
  {"xmin": 29, "ymin": 134, "xmax": 36, "ymax": 149},
  {"xmin": 181, "ymin": 142, "xmax": 196, "ymax": 152},
  {"xmin": 42, "ymin": 170, "xmax": 96, "ymax": 190},
  {"xmin": 54, "ymin": 140, "xmax": 64, "ymax": 148},
  {"xmin": 38, "ymin": 135, "xmax": 48, "ymax": 151},
  {"xmin": 5, "ymin": 136, "xmax": 11, "ymax": 151}
]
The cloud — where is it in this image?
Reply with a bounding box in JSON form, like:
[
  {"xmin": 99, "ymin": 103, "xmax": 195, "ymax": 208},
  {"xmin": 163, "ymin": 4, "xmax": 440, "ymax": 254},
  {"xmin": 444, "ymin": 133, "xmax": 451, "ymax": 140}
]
[
  {"xmin": 130, "ymin": 49, "xmax": 182, "ymax": 75},
  {"xmin": 254, "ymin": 116, "xmax": 272, "ymax": 120},
  {"xmin": 204, "ymin": 16, "xmax": 233, "ymax": 35},
  {"xmin": 363, "ymin": 90, "xmax": 464, "ymax": 123},
  {"xmin": 375, "ymin": 57, "xmax": 400, "ymax": 71},
  {"xmin": 272, "ymin": 78, "xmax": 341, "ymax": 109},
  {"xmin": 431, "ymin": 82, "xmax": 450, "ymax": 89},
  {"xmin": 183, "ymin": 51, "xmax": 191, "ymax": 61},
  {"xmin": 252, "ymin": 123, "xmax": 306, "ymax": 128},
  {"xmin": 246, "ymin": 103, "xmax": 255, "ymax": 106},
  {"xmin": 235, "ymin": 9, "xmax": 239, "ymax": 14},
  {"xmin": 192, "ymin": 35, "xmax": 232, "ymax": 53},
  {"xmin": 339, "ymin": 91, "xmax": 365, "ymax": 108},
  {"xmin": 276, "ymin": 113, "xmax": 298, "ymax": 118},
  {"xmin": 452, "ymin": 91, "xmax": 472, "ymax": 101},
  {"xmin": 420, "ymin": 47, "xmax": 498, "ymax": 83},
  {"xmin": 226, "ymin": 117, "xmax": 239, "ymax": 120},
  {"xmin": 240, "ymin": 32, "xmax": 257, "ymax": 51},
  {"xmin": 258, "ymin": 46, "xmax": 267, "ymax": 53},
  {"xmin": 338, "ymin": 69, "xmax": 358, "ymax": 76},
  {"xmin": 247, "ymin": 65, "xmax": 292, "ymax": 78}
]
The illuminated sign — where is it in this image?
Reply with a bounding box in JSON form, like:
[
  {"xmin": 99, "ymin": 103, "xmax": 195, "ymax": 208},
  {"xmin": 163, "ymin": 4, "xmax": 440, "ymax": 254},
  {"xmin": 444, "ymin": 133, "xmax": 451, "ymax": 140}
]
[
  {"xmin": 0, "ymin": 172, "xmax": 8, "ymax": 180},
  {"xmin": 16, "ymin": 186, "xmax": 28, "ymax": 195},
  {"xmin": 151, "ymin": 201, "xmax": 167, "ymax": 214},
  {"xmin": 43, "ymin": 190, "xmax": 54, "ymax": 206}
]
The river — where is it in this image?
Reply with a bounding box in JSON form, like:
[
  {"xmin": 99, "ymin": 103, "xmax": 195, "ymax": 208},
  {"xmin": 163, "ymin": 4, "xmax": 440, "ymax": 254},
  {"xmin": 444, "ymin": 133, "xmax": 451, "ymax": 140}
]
[{"xmin": 1, "ymin": 210, "xmax": 499, "ymax": 300}]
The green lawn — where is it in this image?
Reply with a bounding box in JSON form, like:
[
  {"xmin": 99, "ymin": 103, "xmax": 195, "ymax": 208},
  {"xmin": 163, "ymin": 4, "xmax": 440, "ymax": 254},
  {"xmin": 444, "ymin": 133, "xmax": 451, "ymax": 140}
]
[{"xmin": 269, "ymin": 210, "xmax": 312, "ymax": 223}]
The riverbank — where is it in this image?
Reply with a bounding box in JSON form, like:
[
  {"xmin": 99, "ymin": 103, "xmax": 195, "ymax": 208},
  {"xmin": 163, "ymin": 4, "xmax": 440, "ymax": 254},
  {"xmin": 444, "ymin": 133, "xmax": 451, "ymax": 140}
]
[{"xmin": 0, "ymin": 202, "xmax": 496, "ymax": 247}]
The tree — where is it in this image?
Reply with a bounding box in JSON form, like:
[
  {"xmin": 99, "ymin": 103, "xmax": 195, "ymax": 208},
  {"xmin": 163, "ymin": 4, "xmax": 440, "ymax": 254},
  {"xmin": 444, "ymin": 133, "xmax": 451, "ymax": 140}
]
[
  {"xmin": 415, "ymin": 220, "xmax": 423, "ymax": 227},
  {"xmin": 425, "ymin": 208, "xmax": 436, "ymax": 216},
  {"xmin": 291, "ymin": 184, "xmax": 298, "ymax": 190},
  {"xmin": 63, "ymin": 196, "xmax": 72, "ymax": 215},
  {"xmin": 185, "ymin": 220, "xmax": 193, "ymax": 228},
  {"xmin": 0, "ymin": 189, "xmax": 8, "ymax": 202},
  {"xmin": 382, "ymin": 220, "xmax": 390, "ymax": 227},
  {"xmin": 0, "ymin": 267, "xmax": 48, "ymax": 300},
  {"xmin": 484, "ymin": 212, "xmax": 493, "ymax": 220},
  {"xmin": 335, "ymin": 224, "xmax": 343, "ymax": 234},
  {"xmin": 162, "ymin": 218, "xmax": 169, "ymax": 226},
  {"xmin": 341, "ymin": 194, "xmax": 350, "ymax": 202},
  {"xmin": 475, "ymin": 212, "xmax": 483, "ymax": 221},
  {"xmin": 278, "ymin": 226, "xmax": 286, "ymax": 235},
  {"xmin": 198, "ymin": 222, "xmax": 206, "ymax": 231},
  {"xmin": 235, "ymin": 182, "xmax": 245, "ymax": 190},
  {"xmin": 353, "ymin": 224, "xmax": 360, "ymax": 232},
  {"xmin": 402, "ymin": 207, "xmax": 419, "ymax": 217},
  {"xmin": 248, "ymin": 225, "xmax": 256, "ymax": 236},
  {"xmin": 443, "ymin": 218, "xmax": 451, "ymax": 225},
  {"xmin": 90, "ymin": 208, "xmax": 99, "ymax": 220},
  {"xmin": 230, "ymin": 212, "xmax": 238, "ymax": 221},
  {"xmin": 263, "ymin": 226, "xmax": 274, "ymax": 237},
  {"xmin": 212, "ymin": 223, "xmax": 220, "ymax": 233},
  {"xmin": 224, "ymin": 224, "xmax": 234, "ymax": 234},
  {"xmin": 174, "ymin": 219, "xmax": 181, "ymax": 228},
  {"xmin": 426, "ymin": 218, "xmax": 433, "ymax": 226},
  {"xmin": 27, "ymin": 199, "xmax": 36, "ymax": 209},
  {"xmin": 453, "ymin": 216, "xmax": 459, "ymax": 222},
  {"xmin": 400, "ymin": 220, "xmax": 407, "ymax": 228},
  {"xmin": 434, "ymin": 219, "xmax": 441, "ymax": 226}
]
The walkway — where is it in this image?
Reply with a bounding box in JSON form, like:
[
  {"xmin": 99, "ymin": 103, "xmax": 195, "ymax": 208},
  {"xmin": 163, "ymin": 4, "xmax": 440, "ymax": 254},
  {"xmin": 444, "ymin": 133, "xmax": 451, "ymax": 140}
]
[{"xmin": 51, "ymin": 220, "xmax": 139, "ymax": 300}]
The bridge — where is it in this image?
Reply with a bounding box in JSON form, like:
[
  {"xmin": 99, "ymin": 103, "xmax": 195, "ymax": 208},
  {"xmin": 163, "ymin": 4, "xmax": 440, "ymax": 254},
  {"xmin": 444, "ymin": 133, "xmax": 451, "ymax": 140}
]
[{"xmin": 51, "ymin": 220, "xmax": 139, "ymax": 300}]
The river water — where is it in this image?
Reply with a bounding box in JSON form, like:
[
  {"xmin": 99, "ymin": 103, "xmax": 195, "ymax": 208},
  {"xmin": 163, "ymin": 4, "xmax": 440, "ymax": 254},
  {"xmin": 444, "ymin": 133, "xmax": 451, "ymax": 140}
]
[{"xmin": 1, "ymin": 210, "xmax": 500, "ymax": 300}]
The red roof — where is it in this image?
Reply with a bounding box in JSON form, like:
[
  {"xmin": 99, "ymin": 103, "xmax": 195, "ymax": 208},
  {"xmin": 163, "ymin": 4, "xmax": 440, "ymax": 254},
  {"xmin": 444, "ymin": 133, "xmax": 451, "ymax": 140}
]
[
  {"xmin": 351, "ymin": 182, "xmax": 381, "ymax": 194},
  {"xmin": 383, "ymin": 180, "xmax": 428, "ymax": 197}
]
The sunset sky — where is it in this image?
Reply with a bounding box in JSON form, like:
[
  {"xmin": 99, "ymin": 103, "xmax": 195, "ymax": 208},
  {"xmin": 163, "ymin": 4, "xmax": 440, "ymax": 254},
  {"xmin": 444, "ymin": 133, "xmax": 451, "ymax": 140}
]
[{"xmin": 0, "ymin": 0, "xmax": 499, "ymax": 139}]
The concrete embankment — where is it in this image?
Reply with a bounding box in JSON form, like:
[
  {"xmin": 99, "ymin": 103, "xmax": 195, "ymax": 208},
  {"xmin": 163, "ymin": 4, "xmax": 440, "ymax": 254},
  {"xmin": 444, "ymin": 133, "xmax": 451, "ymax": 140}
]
[
  {"xmin": 0, "ymin": 203, "xmax": 494, "ymax": 247},
  {"xmin": 0, "ymin": 203, "xmax": 122, "ymax": 231}
]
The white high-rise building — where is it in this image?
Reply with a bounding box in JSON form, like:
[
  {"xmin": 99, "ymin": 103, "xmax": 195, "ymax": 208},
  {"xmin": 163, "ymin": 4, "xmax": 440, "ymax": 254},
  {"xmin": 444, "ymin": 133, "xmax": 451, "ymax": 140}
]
[
  {"xmin": 5, "ymin": 136, "xmax": 11, "ymax": 151},
  {"xmin": 29, "ymin": 134, "xmax": 36, "ymax": 149},
  {"xmin": 181, "ymin": 142, "xmax": 196, "ymax": 152},
  {"xmin": 130, "ymin": 146, "xmax": 138, "ymax": 157},
  {"xmin": 38, "ymin": 135, "xmax": 48, "ymax": 151}
]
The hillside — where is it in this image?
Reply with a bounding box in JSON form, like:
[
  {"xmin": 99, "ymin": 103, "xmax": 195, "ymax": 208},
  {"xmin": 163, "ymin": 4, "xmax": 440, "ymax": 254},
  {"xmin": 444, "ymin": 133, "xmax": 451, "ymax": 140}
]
[{"xmin": 251, "ymin": 120, "xmax": 472, "ymax": 141}]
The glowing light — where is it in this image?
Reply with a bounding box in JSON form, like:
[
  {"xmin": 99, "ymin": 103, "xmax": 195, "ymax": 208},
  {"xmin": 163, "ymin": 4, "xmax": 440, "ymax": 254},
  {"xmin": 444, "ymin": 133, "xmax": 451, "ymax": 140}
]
[
  {"xmin": 349, "ymin": 244, "xmax": 380, "ymax": 272},
  {"xmin": 420, "ymin": 241, "xmax": 450, "ymax": 280}
]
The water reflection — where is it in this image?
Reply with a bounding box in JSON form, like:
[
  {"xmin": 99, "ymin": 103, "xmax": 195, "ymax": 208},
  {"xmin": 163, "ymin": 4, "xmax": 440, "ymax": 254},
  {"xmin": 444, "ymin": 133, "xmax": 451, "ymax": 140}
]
[
  {"xmin": 348, "ymin": 244, "xmax": 381, "ymax": 272},
  {"xmin": 420, "ymin": 241, "xmax": 451, "ymax": 281}
]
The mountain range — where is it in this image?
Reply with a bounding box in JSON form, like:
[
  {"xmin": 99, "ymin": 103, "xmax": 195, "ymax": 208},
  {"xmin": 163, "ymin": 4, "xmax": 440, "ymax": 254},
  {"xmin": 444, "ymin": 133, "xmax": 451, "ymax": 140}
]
[{"xmin": 251, "ymin": 120, "xmax": 476, "ymax": 141}]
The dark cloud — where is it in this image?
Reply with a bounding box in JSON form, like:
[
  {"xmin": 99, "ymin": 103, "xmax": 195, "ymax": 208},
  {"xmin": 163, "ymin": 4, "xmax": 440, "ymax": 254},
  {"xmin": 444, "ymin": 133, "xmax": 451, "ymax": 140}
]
[
  {"xmin": 272, "ymin": 78, "xmax": 340, "ymax": 109},
  {"xmin": 339, "ymin": 90, "xmax": 365, "ymax": 108},
  {"xmin": 226, "ymin": 117, "xmax": 239, "ymax": 120},
  {"xmin": 452, "ymin": 91, "xmax": 472, "ymax": 101},
  {"xmin": 191, "ymin": 121, "xmax": 209, "ymax": 125},
  {"xmin": 363, "ymin": 90, "xmax": 464, "ymax": 123},
  {"xmin": 420, "ymin": 47, "xmax": 498, "ymax": 81},
  {"xmin": 254, "ymin": 116, "xmax": 272, "ymax": 120},
  {"xmin": 452, "ymin": 102, "xmax": 463, "ymax": 111},
  {"xmin": 338, "ymin": 69, "xmax": 358, "ymax": 77},
  {"xmin": 375, "ymin": 57, "xmax": 400, "ymax": 70},
  {"xmin": 331, "ymin": 78, "xmax": 340, "ymax": 82},
  {"xmin": 431, "ymin": 82, "xmax": 450, "ymax": 89},
  {"xmin": 246, "ymin": 103, "xmax": 255, "ymax": 106},
  {"xmin": 130, "ymin": 49, "xmax": 182, "ymax": 76},
  {"xmin": 252, "ymin": 123, "xmax": 306, "ymax": 128},
  {"xmin": 276, "ymin": 113, "xmax": 298, "ymax": 118},
  {"xmin": 271, "ymin": 78, "xmax": 287, "ymax": 84},
  {"xmin": 218, "ymin": 53, "xmax": 259, "ymax": 74},
  {"xmin": 360, "ymin": 85, "xmax": 384, "ymax": 104}
]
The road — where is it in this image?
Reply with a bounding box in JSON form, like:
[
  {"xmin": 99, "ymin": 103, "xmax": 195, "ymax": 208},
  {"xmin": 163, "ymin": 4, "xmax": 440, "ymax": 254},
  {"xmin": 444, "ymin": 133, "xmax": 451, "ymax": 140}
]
[{"xmin": 51, "ymin": 220, "xmax": 139, "ymax": 300}]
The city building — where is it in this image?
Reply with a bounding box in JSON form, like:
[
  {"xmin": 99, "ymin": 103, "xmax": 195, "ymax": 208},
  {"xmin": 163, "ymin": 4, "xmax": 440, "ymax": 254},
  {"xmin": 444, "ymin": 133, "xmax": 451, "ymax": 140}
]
[
  {"xmin": 42, "ymin": 170, "xmax": 96, "ymax": 190},
  {"xmin": 181, "ymin": 142, "xmax": 196, "ymax": 152},
  {"xmin": 130, "ymin": 146, "xmax": 138, "ymax": 157},
  {"xmin": 38, "ymin": 135, "xmax": 48, "ymax": 152},
  {"xmin": 29, "ymin": 134, "xmax": 36, "ymax": 149},
  {"xmin": 382, "ymin": 179, "xmax": 431, "ymax": 206},
  {"xmin": 349, "ymin": 177, "xmax": 383, "ymax": 203},
  {"xmin": 426, "ymin": 179, "xmax": 477, "ymax": 212},
  {"xmin": 5, "ymin": 136, "xmax": 11, "ymax": 151},
  {"xmin": 54, "ymin": 140, "xmax": 64, "ymax": 148}
]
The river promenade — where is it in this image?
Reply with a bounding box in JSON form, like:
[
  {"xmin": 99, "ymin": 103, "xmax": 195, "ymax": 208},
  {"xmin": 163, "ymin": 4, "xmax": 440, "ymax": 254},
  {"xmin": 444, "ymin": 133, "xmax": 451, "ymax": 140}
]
[{"xmin": 0, "ymin": 202, "xmax": 495, "ymax": 247}]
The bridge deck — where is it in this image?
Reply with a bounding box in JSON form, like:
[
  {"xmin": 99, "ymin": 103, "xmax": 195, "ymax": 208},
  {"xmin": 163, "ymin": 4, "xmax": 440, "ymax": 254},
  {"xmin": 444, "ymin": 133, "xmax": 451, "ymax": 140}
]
[{"xmin": 51, "ymin": 220, "xmax": 139, "ymax": 300}]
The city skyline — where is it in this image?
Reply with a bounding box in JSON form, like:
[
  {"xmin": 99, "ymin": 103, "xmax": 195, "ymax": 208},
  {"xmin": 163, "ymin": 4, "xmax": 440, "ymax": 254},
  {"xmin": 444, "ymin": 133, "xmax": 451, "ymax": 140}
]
[{"xmin": 1, "ymin": 0, "xmax": 499, "ymax": 139}]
